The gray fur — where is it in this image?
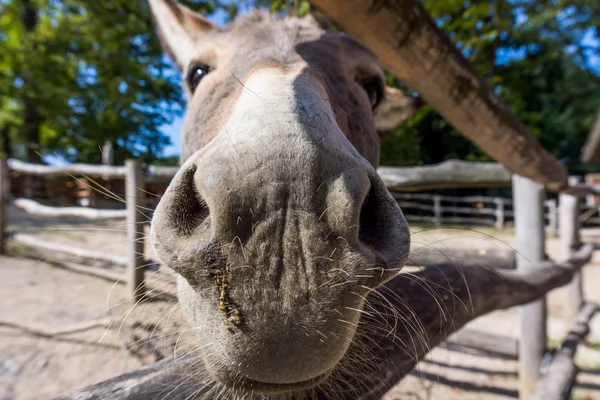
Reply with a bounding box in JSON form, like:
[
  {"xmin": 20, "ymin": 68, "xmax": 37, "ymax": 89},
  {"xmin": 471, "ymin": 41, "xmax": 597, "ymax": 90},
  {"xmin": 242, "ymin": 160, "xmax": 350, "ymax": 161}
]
[{"xmin": 148, "ymin": 1, "xmax": 417, "ymax": 395}]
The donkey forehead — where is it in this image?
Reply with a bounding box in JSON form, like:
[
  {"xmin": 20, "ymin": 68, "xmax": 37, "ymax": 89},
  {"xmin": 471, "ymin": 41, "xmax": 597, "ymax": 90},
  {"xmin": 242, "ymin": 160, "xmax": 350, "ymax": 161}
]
[
  {"xmin": 179, "ymin": 13, "xmax": 383, "ymax": 162},
  {"xmin": 197, "ymin": 14, "xmax": 381, "ymax": 79}
]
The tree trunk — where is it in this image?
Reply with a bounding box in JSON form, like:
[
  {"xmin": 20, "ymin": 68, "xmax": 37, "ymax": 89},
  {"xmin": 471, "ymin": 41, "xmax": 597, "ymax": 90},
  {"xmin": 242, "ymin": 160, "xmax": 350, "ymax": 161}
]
[
  {"xmin": 21, "ymin": 0, "xmax": 42, "ymax": 198},
  {"xmin": 23, "ymin": 97, "xmax": 41, "ymax": 164},
  {"xmin": 0, "ymin": 126, "xmax": 12, "ymax": 159},
  {"xmin": 307, "ymin": 0, "xmax": 569, "ymax": 192}
]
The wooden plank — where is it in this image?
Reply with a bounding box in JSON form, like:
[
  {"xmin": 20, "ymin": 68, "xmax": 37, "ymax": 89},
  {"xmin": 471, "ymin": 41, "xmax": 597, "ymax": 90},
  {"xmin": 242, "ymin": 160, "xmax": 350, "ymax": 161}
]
[
  {"xmin": 56, "ymin": 246, "xmax": 594, "ymax": 400},
  {"xmin": 391, "ymin": 192, "xmax": 436, "ymax": 201},
  {"xmin": 495, "ymin": 197, "xmax": 505, "ymax": 229},
  {"xmin": 12, "ymin": 233, "xmax": 129, "ymax": 266},
  {"xmin": 378, "ymin": 160, "xmax": 511, "ymax": 191},
  {"xmin": 403, "ymin": 215, "xmax": 495, "ymax": 225},
  {"xmin": 433, "ymin": 194, "xmax": 441, "ymax": 226},
  {"xmin": 530, "ymin": 303, "xmax": 598, "ymax": 400},
  {"xmin": 547, "ymin": 199, "xmax": 558, "ymax": 238},
  {"xmin": 582, "ymin": 110, "xmax": 600, "ymax": 162},
  {"xmin": 147, "ymin": 165, "xmax": 179, "ymax": 179},
  {"xmin": 578, "ymin": 205, "xmax": 598, "ymax": 222},
  {"xmin": 440, "ymin": 194, "xmax": 513, "ymax": 204},
  {"xmin": 403, "ymin": 215, "xmax": 435, "ymax": 221},
  {"xmin": 560, "ymin": 177, "xmax": 584, "ymax": 332},
  {"xmin": 126, "ymin": 160, "xmax": 146, "ymax": 302},
  {"xmin": 396, "ymin": 202, "xmax": 434, "ymax": 212},
  {"xmin": 446, "ymin": 328, "xmax": 518, "ymax": 358},
  {"xmin": 407, "ymin": 247, "xmax": 516, "ymax": 269},
  {"xmin": 438, "ymin": 216, "xmax": 495, "ymax": 225},
  {"xmin": 512, "ymin": 175, "xmax": 547, "ymax": 400},
  {"xmin": 438, "ymin": 205, "xmax": 496, "ymax": 215},
  {"xmin": 308, "ymin": 0, "xmax": 568, "ymax": 191},
  {"xmin": 13, "ymin": 198, "xmax": 126, "ymax": 219},
  {"xmin": 8, "ymin": 158, "xmax": 126, "ymax": 178},
  {"xmin": 0, "ymin": 157, "xmax": 8, "ymax": 254}
]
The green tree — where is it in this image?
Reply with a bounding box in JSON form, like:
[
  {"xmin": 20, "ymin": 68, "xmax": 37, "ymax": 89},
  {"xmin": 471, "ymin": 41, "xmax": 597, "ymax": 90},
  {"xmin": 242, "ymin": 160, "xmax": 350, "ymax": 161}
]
[
  {"xmin": 380, "ymin": 0, "xmax": 600, "ymax": 171},
  {"xmin": 255, "ymin": 0, "xmax": 600, "ymax": 172},
  {"xmin": 0, "ymin": 0, "xmax": 221, "ymax": 164}
]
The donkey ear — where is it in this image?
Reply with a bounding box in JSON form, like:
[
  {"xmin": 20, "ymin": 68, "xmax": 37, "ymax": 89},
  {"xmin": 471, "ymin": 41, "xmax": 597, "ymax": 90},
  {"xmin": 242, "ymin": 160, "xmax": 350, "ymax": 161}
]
[
  {"xmin": 148, "ymin": 0, "xmax": 217, "ymax": 71},
  {"xmin": 374, "ymin": 87, "xmax": 423, "ymax": 136}
]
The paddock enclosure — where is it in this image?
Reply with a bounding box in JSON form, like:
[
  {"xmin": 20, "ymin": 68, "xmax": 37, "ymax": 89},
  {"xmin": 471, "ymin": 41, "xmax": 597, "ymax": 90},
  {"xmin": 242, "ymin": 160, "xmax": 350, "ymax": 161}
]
[
  {"xmin": 2, "ymin": 158, "xmax": 600, "ymax": 400},
  {"xmin": 2, "ymin": 0, "xmax": 600, "ymax": 399}
]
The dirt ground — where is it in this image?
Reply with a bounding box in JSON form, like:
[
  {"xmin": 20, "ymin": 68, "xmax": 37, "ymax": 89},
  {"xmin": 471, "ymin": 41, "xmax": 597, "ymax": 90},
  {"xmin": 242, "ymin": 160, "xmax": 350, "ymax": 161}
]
[{"xmin": 1, "ymin": 205, "xmax": 600, "ymax": 400}]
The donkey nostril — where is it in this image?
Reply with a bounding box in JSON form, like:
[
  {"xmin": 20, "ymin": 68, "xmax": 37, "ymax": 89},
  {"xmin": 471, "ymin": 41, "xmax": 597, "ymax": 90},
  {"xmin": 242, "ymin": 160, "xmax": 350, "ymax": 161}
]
[
  {"xmin": 166, "ymin": 165, "xmax": 210, "ymax": 236},
  {"xmin": 358, "ymin": 181, "xmax": 382, "ymax": 250},
  {"xmin": 357, "ymin": 176, "xmax": 410, "ymax": 283}
]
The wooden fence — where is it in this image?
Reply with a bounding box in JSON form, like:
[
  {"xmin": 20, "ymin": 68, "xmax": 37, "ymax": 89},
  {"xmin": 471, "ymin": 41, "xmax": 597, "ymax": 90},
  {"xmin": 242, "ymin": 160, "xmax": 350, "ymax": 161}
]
[
  {"xmin": 1, "ymin": 158, "xmax": 178, "ymax": 301},
  {"xmin": 0, "ymin": 158, "xmax": 523, "ymax": 284},
  {"xmin": 1, "ymin": 157, "xmax": 599, "ymax": 400},
  {"xmin": 394, "ymin": 192, "xmax": 600, "ymax": 233}
]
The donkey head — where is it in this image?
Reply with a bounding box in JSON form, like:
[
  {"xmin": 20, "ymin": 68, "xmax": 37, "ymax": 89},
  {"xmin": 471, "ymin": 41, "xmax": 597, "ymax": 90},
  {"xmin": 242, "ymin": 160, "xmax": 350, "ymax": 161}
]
[{"xmin": 149, "ymin": 0, "xmax": 416, "ymax": 394}]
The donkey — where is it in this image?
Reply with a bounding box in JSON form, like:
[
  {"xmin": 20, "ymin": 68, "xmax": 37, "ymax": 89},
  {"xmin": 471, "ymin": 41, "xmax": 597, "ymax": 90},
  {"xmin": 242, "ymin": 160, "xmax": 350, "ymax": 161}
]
[{"xmin": 148, "ymin": 0, "xmax": 420, "ymax": 396}]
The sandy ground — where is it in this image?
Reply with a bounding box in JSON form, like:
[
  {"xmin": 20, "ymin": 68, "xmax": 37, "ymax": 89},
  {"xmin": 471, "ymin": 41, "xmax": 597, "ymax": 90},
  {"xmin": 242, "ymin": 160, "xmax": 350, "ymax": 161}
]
[{"xmin": 1, "ymin": 205, "xmax": 600, "ymax": 399}]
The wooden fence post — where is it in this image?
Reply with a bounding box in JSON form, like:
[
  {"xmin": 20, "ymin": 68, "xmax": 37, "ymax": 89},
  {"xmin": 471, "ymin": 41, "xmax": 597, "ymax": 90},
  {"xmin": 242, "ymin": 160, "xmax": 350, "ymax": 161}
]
[
  {"xmin": 546, "ymin": 199, "xmax": 558, "ymax": 238},
  {"xmin": 0, "ymin": 157, "xmax": 8, "ymax": 255},
  {"xmin": 512, "ymin": 175, "xmax": 547, "ymax": 400},
  {"xmin": 101, "ymin": 141, "xmax": 114, "ymax": 199},
  {"xmin": 126, "ymin": 160, "xmax": 146, "ymax": 302},
  {"xmin": 433, "ymin": 194, "xmax": 442, "ymax": 226},
  {"xmin": 560, "ymin": 176, "xmax": 582, "ymax": 331},
  {"xmin": 494, "ymin": 197, "xmax": 505, "ymax": 230}
]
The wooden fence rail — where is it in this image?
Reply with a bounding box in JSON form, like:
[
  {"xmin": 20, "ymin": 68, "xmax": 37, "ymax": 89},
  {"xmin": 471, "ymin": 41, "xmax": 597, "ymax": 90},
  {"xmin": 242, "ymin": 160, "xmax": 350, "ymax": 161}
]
[
  {"xmin": 530, "ymin": 302, "xmax": 598, "ymax": 400},
  {"xmin": 54, "ymin": 239, "xmax": 595, "ymax": 400},
  {"xmin": 13, "ymin": 198, "xmax": 127, "ymax": 219},
  {"xmin": 394, "ymin": 191, "xmax": 600, "ymax": 232},
  {"xmin": 513, "ymin": 175, "xmax": 547, "ymax": 397}
]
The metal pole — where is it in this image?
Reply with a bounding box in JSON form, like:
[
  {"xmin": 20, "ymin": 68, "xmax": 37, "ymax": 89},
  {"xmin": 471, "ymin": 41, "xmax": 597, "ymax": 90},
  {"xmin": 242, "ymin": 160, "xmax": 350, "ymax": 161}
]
[
  {"xmin": 512, "ymin": 174, "xmax": 547, "ymax": 400},
  {"xmin": 126, "ymin": 160, "xmax": 146, "ymax": 302}
]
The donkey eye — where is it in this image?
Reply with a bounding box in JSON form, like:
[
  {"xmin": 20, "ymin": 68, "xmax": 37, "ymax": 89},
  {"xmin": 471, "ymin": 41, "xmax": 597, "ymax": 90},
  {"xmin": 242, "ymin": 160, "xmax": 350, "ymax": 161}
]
[
  {"xmin": 360, "ymin": 79, "xmax": 384, "ymax": 110},
  {"xmin": 186, "ymin": 64, "xmax": 211, "ymax": 93}
]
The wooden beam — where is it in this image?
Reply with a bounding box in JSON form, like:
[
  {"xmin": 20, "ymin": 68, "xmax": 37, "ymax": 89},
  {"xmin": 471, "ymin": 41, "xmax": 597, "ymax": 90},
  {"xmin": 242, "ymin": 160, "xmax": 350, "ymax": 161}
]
[
  {"xmin": 560, "ymin": 177, "xmax": 583, "ymax": 332},
  {"xmin": 530, "ymin": 303, "xmax": 598, "ymax": 400},
  {"xmin": 7, "ymin": 159, "xmax": 515, "ymax": 191},
  {"xmin": 13, "ymin": 198, "xmax": 127, "ymax": 220},
  {"xmin": 446, "ymin": 328, "xmax": 518, "ymax": 358},
  {"xmin": 407, "ymin": 246, "xmax": 515, "ymax": 269},
  {"xmin": 7, "ymin": 157, "xmax": 600, "ymax": 196},
  {"xmin": 378, "ymin": 160, "xmax": 511, "ymax": 191},
  {"xmin": 12, "ymin": 233, "xmax": 129, "ymax": 266},
  {"xmin": 308, "ymin": 0, "xmax": 568, "ymax": 191},
  {"xmin": 125, "ymin": 160, "xmax": 146, "ymax": 302},
  {"xmin": 146, "ymin": 165, "xmax": 179, "ymax": 179},
  {"xmin": 57, "ymin": 244, "xmax": 593, "ymax": 400},
  {"xmin": 512, "ymin": 175, "xmax": 547, "ymax": 400},
  {"xmin": 8, "ymin": 158, "xmax": 126, "ymax": 178}
]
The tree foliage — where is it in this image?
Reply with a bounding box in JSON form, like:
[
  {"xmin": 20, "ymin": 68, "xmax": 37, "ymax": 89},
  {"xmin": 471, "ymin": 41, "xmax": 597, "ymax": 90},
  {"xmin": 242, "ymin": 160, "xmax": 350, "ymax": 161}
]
[
  {"xmin": 253, "ymin": 0, "xmax": 600, "ymax": 172},
  {"xmin": 1, "ymin": 0, "xmax": 599, "ymax": 171},
  {"xmin": 0, "ymin": 0, "xmax": 221, "ymax": 164},
  {"xmin": 381, "ymin": 0, "xmax": 600, "ymax": 173}
]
